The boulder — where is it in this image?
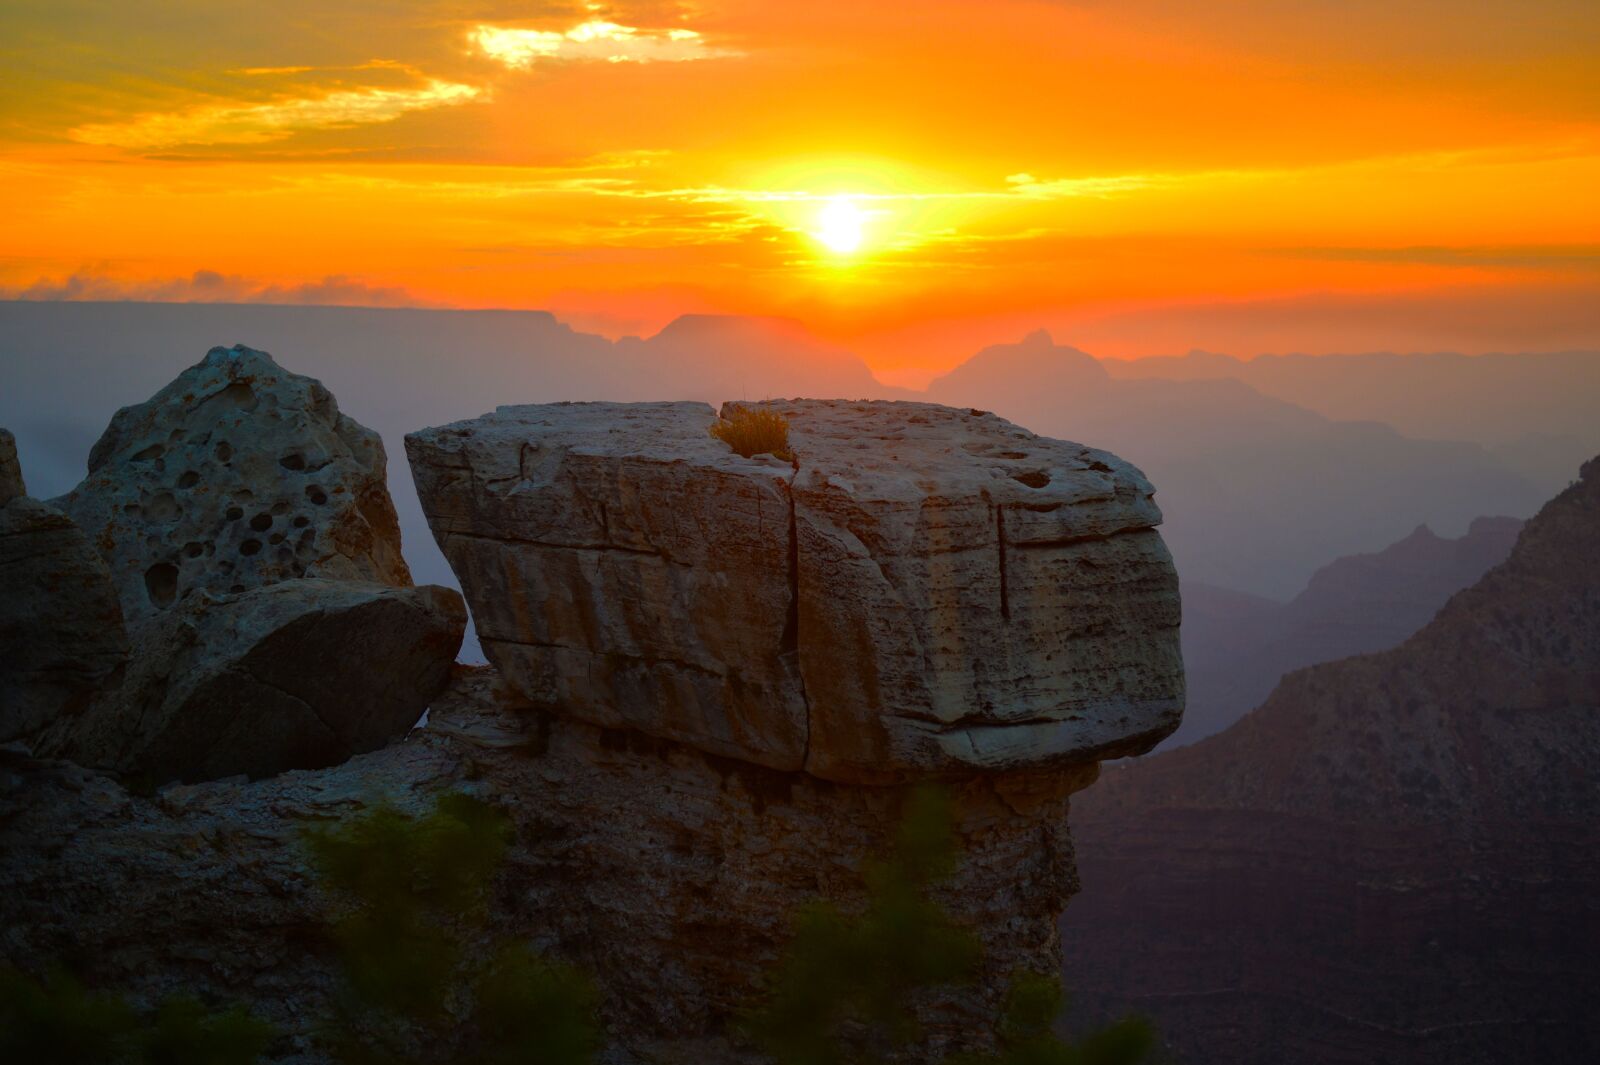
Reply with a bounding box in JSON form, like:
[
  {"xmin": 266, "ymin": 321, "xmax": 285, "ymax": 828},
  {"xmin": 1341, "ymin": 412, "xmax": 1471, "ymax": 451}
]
[
  {"xmin": 39, "ymin": 579, "xmax": 466, "ymax": 784},
  {"xmin": 408, "ymin": 399, "xmax": 1183, "ymax": 782},
  {"xmin": 0, "ymin": 432, "xmax": 129, "ymax": 744},
  {"xmin": 53, "ymin": 344, "xmax": 410, "ymax": 624}
]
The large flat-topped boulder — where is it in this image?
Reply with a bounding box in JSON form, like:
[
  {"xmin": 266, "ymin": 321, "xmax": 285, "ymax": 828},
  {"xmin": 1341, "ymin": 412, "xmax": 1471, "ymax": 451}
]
[
  {"xmin": 408, "ymin": 402, "xmax": 809, "ymax": 768},
  {"xmin": 773, "ymin": 400, "xmax": 1181, "ymax": 780},
  {"xmin": 54, "ymin": 344, "xmax": 411, "ymax": 623},
  {"xmin": 408, "ymin": 400, "xmax": 1183, "ymax": 782}
]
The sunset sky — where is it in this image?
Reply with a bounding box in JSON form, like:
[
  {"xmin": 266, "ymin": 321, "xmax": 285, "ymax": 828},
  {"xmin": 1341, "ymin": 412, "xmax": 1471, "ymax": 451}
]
[{"xmin": 4, "ymin": 1, "xmax": 1598, "ymax": 383}]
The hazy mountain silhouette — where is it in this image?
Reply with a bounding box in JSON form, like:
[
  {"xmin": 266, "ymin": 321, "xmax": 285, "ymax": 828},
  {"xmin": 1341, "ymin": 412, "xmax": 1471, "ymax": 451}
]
[
  {"xmin": 926, "ymin": 329, "xmax": 1548, "ymax": 597},
  {"xmin": 1105, "ymin": 349, "xmax": 1600, "ymax": 490},
  {"xmin": 1175, "ymin": 515, "xmax": 1523, "ymax": 747},
  {"xmin": 1061, "ymin": 456, "xmax": 1600, "ymax": 1064},
  {"xmin": 0, "ymin": 302, "xmax": 1563, "ymax": 611}
]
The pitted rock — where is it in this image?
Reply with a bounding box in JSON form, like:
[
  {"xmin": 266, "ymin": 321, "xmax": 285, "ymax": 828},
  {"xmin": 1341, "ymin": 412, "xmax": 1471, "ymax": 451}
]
[{"xmin": 53, "ymin": 344, "xmax": 410, "ymax": 623}]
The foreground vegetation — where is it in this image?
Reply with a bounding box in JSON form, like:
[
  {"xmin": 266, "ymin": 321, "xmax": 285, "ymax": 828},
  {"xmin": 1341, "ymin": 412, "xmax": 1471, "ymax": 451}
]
[{"xmin": 3, "ymin": 788, "xmax": 1151, "ymax": 1065}]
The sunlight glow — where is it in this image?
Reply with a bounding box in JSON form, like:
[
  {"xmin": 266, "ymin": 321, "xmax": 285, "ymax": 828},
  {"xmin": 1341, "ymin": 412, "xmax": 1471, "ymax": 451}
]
[{"xmin": 815, "ymin": 196, "xmax": 866, "ymax": 255}]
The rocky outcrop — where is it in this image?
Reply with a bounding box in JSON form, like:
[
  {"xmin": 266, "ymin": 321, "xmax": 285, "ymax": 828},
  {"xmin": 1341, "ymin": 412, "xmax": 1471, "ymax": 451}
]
[
  {"xmin": 36, "ymin": 346, "xmax": 465, "ymax": 784},
  {"xmin": 407, "ymin": 400, "xmax": 1183, "ymax": 783},
  {"xmin": 1060, "ymin": 457, "xmax": 1600, "ymax": 1064},
  {"xmin": 53, "ymin": 344, "xmax": 411, "ymax": 623},
  {"xmin": 3, "ymin": 387, "xmax": 1184, "ymax": 1061},
  {"xmin": 0, "ymin": 428, "xmax": 22, "ymax": 502},
  {"xmin": 37, "ymin": 580, "xmax": 465, "ymax": 783},
  {"xmin": 0, "ymin": 430, "xmax": 129, "ymax": 745},
  {"xmin": 1, "ymin": 666, "xmax": 1096, "ymax": 1064}
]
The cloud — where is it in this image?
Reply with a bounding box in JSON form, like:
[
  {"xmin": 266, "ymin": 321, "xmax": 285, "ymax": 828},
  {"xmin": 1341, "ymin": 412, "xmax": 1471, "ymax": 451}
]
[
  {"xmin": 4, "ymin": 269, "xmax": 430, "ymax": 308},
  {"xmin": 70, "ymin": 80, "xmax": 482, "ymax": 149},
  {"xmin": 472, "ymin": 20, "xmax": 736, "ymax": 67},
  {"xmin": 1275, "ymin": 244, "xmax": 1600, "ymax": 273}
]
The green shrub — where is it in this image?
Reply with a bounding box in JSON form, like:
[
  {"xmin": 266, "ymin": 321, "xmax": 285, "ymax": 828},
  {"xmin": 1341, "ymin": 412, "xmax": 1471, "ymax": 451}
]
[
  {"xmin": 745, "ymin": 787, "xmax": 981, "ymax": 1065},
  {"xmin": 711, "ymin": 404, "xmax": 794, "ymax": 461},
  {"xmin": 0, "ymin": 967, "xmax": 272, "ymax": 1065},
  {"xmin": 950, "ymin": 970, "xmax": 1155, "ymax": 1065},
  {"xmin": 746, "ymin": 787, "xmax": 1154, "ymax": 1065},
  {"xmin": 305, "ymin": 792, "xmax": 599, "ymax": 1065}
]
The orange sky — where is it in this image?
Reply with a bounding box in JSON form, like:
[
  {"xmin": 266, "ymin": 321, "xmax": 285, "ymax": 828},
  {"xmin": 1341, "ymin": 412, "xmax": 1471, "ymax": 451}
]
[{"xmin": 3, "ymin": 1, "xmax": 1598, "ymax": 383}]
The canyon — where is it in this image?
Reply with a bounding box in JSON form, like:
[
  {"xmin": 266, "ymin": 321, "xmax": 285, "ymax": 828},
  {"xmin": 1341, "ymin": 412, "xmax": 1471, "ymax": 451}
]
[{"xmin": 1062, "ymin": 455, "xmax": 1600, "ymax": 1063}]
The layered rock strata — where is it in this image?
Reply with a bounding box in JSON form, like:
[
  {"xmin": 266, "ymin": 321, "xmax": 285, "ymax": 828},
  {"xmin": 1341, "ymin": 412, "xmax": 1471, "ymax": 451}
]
[
  {"xmin": 1061, "ymin": 457, "xmax": 1600, "ymax": 1064},
  {"xmin": 407, "ymin": 400, "xmax": 1183, "ymax": 783}
]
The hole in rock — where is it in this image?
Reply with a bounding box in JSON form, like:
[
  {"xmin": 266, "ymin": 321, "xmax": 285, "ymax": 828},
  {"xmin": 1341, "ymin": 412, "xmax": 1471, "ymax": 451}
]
[
  {"xmin": 1011, "ymin": 471, "xmax": 1051, "ymax": 489},
  {"xmin": 221, "ymin": 383, "xmax": 258, "ymax": 411},
  {"xmin": 183, "ymin": 541, "xmax": 205, "ymax": 559},
  {"xmin": 268, "ymin": 532, "xmax": 285, "ymax": 545},
  {"xmin": 226, "ymin": 506, "xmax": 244, "ymax": 521},
  {"xmin": 996, "ymin": 451, "xmax": 1028, "ymax": 460},
  {"xmin": 305, "ymin": 486, "xmax": 328, "ymax": 505},
  {"xmin": 249, "ymin": 513, "xmax": 273, "ymax": 532},
  {"xmin": 271, "ymin": 501, "xmax": 291, "ymax": 515},
  {"xmin": 214, "ymin": 441, "xmax": 233, "ymax": 463},
  {"xmin": 131, "ymin": 444, "xmax": 164, "ymax": 462},
  {"xmin": 144, "ymin": 563, "xmax": 179, "ymax": 608},
  {"xmin": 279, "ymin": 452, "xmax": 306, "ymax": 471},
  {"xmin": 145, "ymin": 492, "xmax": 180, "ymax": 522},
  {"xmin": 229, "ymin": 584, "xmax": 246, "ymax": 594},
  {"xmin": 240, "ymin": 539, "xmax": 262, "ymax": 556},
  {"xmin": 176, "ymin": 470, "xmax": 201, "ymax": 489},
  {"xmin": 292, "ymin": 515, "xmax": 309, "ymax": 528}
]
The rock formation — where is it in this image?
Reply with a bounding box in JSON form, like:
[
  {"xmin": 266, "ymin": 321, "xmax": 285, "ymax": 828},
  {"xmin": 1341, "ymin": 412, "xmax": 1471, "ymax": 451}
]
[
  {"xmin": 407, "ymin": 399, "xmax": 1182, "ymax": 783},
  {"xmin": 0, "ymin": 429, "xmax": 129, "ymax": 745},
  {"xmin": 3, "ymin": 386, "xmax": 1185, "ymax": 1062},
  {"xmin": 33, "ymin": 346, "xmax": 465, "ymax": 783},
  {"xmin": 53, "ymin": 344, "xmax": 411, "ymax": 622},
  {"xmin": 38, "ymin": 580, "xmax": 465, "ymax": 784},
  {"xmin": 1061, "ymin": 457, "xmax": 1600, "ymax": 1064},
  {"xmin": 1, "ymin": 667, "xmax": 1096, "ymax": 1063}
]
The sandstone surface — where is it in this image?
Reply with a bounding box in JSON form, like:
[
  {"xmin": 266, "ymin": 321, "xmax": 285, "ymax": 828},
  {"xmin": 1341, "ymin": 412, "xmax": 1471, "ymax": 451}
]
[
  {"xmin": 37, "ymin": 579, "xmax": 464, "ymax": 784},
  {"xmin": 54, "ymin": 344, "xmax": 411, "ymax": 624},
  {"xmin": 1, "ymin": 666, "xmax": 1095, "ymax": 1064},
  {"xmin": 0, "ymin": 472, "xmax": 129, "ymax": 745},
  {"xmin": 1061, "ymin": 456, "xmax": 1600, "ymax": 1064},
  {"xmin": 407, "ymin": 399, "xmax": 1183, "ymax": 782}
]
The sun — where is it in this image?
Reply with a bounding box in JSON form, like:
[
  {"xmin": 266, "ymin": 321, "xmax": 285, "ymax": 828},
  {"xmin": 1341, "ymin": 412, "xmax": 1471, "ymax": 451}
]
[{"xmin": 814, "ymin": 195, "xmax": 866, "ymax": 255}]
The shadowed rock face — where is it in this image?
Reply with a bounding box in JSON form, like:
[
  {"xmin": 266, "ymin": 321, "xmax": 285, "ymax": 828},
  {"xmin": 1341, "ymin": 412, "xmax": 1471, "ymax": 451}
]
[
  {"xmin": 38, "ymin": 579, "xmax": 466, "ymax": 783},
  {"xmin": 0, "ymin": 667, "xmax": 1096, "ymax": 1064},
  {"xmin": 53, "ymin": 344, "xmax": 411, "ymax": 624},
  {"xmin": 0, "ymin": 428, "xmax": 22, "ymax": 502},
  {"xmin": 407, "ymin": 399, "xmax": 1183, "ymax": 783},
  {"xmin": 0, "ymin": 430, "xmax": 128, "ymax": 744}
]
